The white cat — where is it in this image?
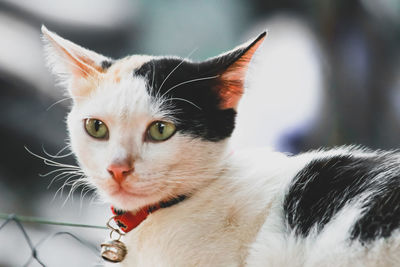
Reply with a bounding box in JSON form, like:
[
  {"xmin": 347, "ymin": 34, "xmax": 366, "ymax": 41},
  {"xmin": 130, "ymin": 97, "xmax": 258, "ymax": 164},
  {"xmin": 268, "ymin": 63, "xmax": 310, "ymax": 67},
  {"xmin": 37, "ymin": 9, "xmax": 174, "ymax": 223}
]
[{"xmin": 42, "ymin": 25, "xmax": 400, "ymax": 266}]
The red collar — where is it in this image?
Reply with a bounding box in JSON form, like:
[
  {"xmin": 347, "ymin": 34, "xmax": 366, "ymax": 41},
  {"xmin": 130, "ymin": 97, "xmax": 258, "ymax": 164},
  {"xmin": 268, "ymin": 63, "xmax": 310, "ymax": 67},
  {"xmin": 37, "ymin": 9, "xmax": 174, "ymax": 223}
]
[{"xmin": 111, "ymin": 195, "xmax": 187, "ymax": 233}]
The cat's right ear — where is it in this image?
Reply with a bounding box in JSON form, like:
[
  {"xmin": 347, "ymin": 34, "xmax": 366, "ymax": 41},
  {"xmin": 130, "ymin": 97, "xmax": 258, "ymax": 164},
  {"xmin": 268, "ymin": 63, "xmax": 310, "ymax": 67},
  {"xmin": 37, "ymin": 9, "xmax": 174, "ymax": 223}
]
[{"xmin": 41, "ymin": 25, "xmax": 112, "ymax": 97}]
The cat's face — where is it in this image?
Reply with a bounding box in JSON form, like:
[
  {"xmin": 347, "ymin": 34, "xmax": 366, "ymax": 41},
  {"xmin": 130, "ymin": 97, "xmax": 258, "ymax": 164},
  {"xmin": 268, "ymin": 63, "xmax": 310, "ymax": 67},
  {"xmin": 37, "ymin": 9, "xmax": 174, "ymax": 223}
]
[
  {"xmin": 42, "ymin": 26, "xmax": 265, "ymax": 211},
  {"xmin": 66, "ymin": 57, "xmax": 228, "ymax": 210}
]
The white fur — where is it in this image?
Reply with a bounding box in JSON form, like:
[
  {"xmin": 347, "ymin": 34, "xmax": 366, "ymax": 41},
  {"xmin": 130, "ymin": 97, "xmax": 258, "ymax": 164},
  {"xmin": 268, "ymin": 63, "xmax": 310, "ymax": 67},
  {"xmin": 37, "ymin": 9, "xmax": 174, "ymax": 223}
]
[{"xmin": 41, "ymin": 27, "xmax": 400, "ymax": 267}]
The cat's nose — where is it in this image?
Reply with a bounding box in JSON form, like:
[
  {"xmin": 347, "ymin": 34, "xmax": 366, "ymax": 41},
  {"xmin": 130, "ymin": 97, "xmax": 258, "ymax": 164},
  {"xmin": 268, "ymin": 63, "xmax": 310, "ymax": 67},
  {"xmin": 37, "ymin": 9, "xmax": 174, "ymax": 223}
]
[{"xmin": 107, "ymin": 164, "xmax": 134, "ymax": 183}]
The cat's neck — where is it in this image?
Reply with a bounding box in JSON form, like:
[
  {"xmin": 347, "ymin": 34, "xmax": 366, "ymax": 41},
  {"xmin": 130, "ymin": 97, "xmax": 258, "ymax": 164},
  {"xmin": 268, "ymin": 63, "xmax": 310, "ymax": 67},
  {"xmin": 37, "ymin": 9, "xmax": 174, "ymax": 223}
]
[{"xmin": 121, "ymin": 148, "xmax": 290, "ymax": 265}]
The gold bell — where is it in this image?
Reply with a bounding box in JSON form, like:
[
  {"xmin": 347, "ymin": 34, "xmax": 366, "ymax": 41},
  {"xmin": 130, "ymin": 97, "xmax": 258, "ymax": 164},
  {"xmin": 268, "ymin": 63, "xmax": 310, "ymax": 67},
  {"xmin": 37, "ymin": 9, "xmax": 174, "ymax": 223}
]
[{"xmin": 101, "ymin": 239, "xmax": 127, "ymax": 263}]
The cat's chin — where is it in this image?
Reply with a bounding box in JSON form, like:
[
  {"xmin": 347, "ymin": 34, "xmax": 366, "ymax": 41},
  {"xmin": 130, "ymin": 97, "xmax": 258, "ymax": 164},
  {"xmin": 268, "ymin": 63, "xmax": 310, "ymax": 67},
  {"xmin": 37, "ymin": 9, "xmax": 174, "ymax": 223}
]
[
  {"xmin": 111, "ymin": 187, "xmax": 149, "ymax": 198},
  {"xmin": 94, "ymin": 176, "xmax": 186, "ymax": 211},
  {"xmin": 104, "ymin": 185, "xmax": 169, "ymax": 211}
]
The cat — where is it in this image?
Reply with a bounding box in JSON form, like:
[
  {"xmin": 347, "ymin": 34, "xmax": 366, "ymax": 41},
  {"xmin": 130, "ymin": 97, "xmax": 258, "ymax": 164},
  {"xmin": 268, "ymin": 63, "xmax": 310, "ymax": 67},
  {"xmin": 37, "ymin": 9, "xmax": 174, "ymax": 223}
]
[{"xmin": 41, "ymin": 25, "xmax": 400, "ymax": 266}]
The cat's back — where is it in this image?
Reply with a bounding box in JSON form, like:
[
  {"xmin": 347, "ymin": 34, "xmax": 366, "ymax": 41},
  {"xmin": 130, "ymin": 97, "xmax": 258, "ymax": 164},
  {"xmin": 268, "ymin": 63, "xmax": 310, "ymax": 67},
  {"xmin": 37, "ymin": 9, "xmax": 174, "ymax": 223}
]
[{"xmin": 247, "ymin": 146, "xmax": 400, "ymax": 266}]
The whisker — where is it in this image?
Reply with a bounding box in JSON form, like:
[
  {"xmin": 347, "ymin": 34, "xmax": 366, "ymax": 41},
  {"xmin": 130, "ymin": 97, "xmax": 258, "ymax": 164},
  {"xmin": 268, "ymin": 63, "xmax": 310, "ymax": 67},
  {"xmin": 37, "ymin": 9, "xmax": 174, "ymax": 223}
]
[
  {"xmin": 54, "ymin": 144, "xmax": 72, "ymax": 158},
  {"xmin": 53, "ymin": 173, "xmax": 83, "ymax": 202},
  {"xmin": 68, "ymin": 179, "xmax": 83, "ymax": 201},
  {"xmin": 151, "ymin": 61, "xmax": 156, "ymax": 90},
  {"xmin": 73, "ymin": 179, "xmax": 92, "ymax": 201},
  {"xmin": 39, "ymin": 168, "xmax": 72, "ymax": 178},
  {"xmin": 48, "ymin": 170, "xmax": 85, "ymax": 189},
  {"xmin": 46, "ymin": 97, "xmax": 73, "ymax": 111},
  {"xmin": 80, "ymin": 185, "xmax": 91, "ymax": 199},
  {"xmin": 47, "ymin": 172, "xmax": 71, "ymax": 189},
  {"xmin": 168, "ymin": 98, "xmax": 202, "ymax": 110},
  {"xmin": 89, "ymin": 192, "xmax": 102, "ymax": 206},
  {"xmin": 25, "ymin": 146, "xmax": 80, "ymax": 169},
  {"xmin": 158, "ymin": 48, "xmax": 198, "ymax": 94},
  {"xmin": 61, "ymin": 175, "xmax": 87, "ymax": 206},
  {"xmin": 80, "ymin": 185, "xmax": 96, "ymax": 210},
  {"xmin": 162, "ymin": 75, "xmax": 219, "ymax": 98},
  {"xmin": 42, "ymin": 145, "xmax": 73, "ymax": 159},
  {"xmin": 55, "ymin": 176, "xmax": 76, "ymax": 197}
]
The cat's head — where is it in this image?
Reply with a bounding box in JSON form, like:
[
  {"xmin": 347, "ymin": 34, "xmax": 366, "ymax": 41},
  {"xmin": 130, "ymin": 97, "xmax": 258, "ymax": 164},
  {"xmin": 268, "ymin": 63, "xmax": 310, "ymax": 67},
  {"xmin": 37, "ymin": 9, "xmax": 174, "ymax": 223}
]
[{"xmin": 42, "ymin": 26, "xmax": 265, "ymax": 211}]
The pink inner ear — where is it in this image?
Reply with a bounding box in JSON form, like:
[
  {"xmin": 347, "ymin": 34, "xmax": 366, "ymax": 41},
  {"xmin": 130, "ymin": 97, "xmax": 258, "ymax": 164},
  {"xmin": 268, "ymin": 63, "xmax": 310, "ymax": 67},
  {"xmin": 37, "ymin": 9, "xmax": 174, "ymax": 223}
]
[
  {"xmin": 43, "ymin": 28, "xmax": 105, "ymax": 78},
  {"xmin": 217, "ymin": 77, "xmax": 244, "ymax": 110},
  {"xmin": 217, "ymin": 35, "xmax": 266, "ymax": 109},
  {"xmin": 56, "ymin": 44, "xmax": 103, "ymax": 78}
]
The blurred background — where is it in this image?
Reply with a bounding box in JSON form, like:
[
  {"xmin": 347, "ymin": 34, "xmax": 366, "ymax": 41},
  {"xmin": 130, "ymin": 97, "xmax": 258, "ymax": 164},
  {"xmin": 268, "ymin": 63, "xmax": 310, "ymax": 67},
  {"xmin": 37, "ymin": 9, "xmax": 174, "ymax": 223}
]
[{"xmin": 0, "ymin": 0, "xmax": 400, "ymax": 266}]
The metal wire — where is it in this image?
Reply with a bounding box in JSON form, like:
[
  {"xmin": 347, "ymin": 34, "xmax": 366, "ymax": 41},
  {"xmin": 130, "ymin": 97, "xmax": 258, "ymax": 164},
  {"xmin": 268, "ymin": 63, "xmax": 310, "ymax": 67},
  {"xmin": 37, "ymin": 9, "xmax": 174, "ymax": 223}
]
[
  {"xmin": 0, "ymin": 212, "xmax": 107, "ymax": 267},
  {"xmin": 0, "ymin": 212, "xmax": 107, "ymax": 229}
]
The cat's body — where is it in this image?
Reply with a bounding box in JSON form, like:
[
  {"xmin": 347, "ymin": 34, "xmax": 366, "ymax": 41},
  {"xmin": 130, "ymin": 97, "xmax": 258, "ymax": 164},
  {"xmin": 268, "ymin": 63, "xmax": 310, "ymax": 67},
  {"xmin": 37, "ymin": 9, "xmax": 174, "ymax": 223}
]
[
  {"xmin": 117, "ymin": 147, "xmax": 400, "ymax": 267},
  {"xmin": 41, "ymin": 26, "xmax": 400, "ymax": 266}
]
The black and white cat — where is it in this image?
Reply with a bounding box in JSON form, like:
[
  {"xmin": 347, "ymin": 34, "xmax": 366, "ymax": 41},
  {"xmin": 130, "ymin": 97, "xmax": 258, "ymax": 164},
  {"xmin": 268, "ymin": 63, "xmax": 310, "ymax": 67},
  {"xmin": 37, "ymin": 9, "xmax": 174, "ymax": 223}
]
[{"xmin": 42, "ymin": 26, "xmax": 400, "ymax": 266}]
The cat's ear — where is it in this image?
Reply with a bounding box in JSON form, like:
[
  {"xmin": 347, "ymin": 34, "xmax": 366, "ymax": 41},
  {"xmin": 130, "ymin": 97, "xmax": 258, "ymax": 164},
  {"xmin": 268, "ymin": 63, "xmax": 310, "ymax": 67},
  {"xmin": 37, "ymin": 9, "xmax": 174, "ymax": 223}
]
[
  {"xmin": 41, "ymin": 25, "xmax": 111, "ymax": 97},
  {"xmin": 204, "ymin": 32, "xmax": 266, "ymax": 109}
]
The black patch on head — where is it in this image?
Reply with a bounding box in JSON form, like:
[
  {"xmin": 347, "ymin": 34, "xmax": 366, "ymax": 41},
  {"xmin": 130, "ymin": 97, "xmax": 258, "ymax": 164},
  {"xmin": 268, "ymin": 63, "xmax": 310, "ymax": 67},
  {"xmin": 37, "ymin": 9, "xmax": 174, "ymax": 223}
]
[
  {"xmin": 284, "ymin": 153, "xmax": 400, "ymax": 243},
  {"xmin": 133, "ymin": 32, "xmax": 265, "ymax": 142},
  {"xmin": 134, "ymin": 58, "xmax": 238, "ymax": 141},
  {"xmin": 101, "ymin": 60, "xmax": 112, "ymax": 70}
]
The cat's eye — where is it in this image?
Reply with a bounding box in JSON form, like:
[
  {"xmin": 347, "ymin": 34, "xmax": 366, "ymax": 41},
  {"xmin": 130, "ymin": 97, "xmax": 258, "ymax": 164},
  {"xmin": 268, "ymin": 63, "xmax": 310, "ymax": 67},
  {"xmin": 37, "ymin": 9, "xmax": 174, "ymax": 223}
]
[
  {"xmin": 85, "ymin": 118, "xmax": 109, "ymax": 139},
  {"xmin": 147, "ymin": 121, "xmax": 176, "ymax": 141}
]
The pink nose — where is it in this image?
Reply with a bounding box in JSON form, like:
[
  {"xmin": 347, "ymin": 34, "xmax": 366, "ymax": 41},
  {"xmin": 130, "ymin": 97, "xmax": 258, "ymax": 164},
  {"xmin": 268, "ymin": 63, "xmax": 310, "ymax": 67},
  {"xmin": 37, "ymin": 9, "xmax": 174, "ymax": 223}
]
[{"xmin": 107, "ymin": 164, "xmax": 134, "ymax": 183}]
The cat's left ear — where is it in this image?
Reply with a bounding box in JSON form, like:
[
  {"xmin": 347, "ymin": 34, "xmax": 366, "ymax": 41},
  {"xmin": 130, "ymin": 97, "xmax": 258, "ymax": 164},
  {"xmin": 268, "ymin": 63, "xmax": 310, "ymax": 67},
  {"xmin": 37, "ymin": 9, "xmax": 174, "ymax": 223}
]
[
  {"xmin": 41, "ymin": 25, "xmax": 111, "ymax": 97},
  {"xmin": 203, "ymin": 32, "xmax": 266, "ymax": 109}
]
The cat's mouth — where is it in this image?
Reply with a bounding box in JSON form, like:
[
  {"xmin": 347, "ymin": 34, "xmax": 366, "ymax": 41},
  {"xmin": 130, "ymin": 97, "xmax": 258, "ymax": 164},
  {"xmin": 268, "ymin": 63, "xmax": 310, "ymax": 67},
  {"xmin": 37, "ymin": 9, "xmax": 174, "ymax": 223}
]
[
  {"xmin": 103, "ymin": 181, "xmax": 171, "ymax": 210},
  {"xmin": 107, "ymin": 181, "xmax": 160, "ymax": 199},
  {"xmin": 96, "ymin": 176, "xmax": 171, "ymax": 209},
  {"xmin": 108, "ymin": 184, "xmax": 150, "ymax": 198}
]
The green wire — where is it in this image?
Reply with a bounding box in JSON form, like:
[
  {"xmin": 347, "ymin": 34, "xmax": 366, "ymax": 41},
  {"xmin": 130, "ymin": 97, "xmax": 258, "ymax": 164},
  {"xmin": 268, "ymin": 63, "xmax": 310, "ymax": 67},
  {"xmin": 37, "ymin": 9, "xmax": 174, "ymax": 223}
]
[{"xmin": 0, "ymin": 212, "xmax": 107, "ymax": 230}]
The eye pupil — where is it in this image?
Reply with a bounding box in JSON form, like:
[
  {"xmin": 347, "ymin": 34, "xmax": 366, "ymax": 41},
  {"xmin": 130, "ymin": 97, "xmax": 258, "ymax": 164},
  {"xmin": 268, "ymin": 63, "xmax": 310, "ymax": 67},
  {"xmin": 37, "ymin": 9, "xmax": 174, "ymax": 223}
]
[
  {"xmin": 94, "ymin": 120, "xmax": 101, "ymax": 131},
  {"xmin": 157, "ymin": 123, "xmax": 165, "ymax": 134}
]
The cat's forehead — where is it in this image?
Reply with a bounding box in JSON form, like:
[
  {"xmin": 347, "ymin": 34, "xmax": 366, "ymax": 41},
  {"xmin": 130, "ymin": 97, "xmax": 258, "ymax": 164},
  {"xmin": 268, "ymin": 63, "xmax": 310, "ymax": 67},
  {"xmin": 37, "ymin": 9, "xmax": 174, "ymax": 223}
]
[
  {"xmin": 77, "ymin": 55, "xmax": 171, "ymax": 120},
  {"xmin": 104, "ymin": 55, "xmax": 154, "ymax": 82}
]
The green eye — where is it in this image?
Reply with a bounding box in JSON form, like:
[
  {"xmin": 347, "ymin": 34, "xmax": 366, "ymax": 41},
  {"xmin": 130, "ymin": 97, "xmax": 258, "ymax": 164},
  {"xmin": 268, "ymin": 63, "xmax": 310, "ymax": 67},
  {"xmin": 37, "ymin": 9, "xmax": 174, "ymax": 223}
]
[
  {"xmin": 85, "ymin": 119, "xmax": 109, "ymax": 139},
  {"xmin": 148, "ymin": 121, "xmax": 176, "ymax": 141}
]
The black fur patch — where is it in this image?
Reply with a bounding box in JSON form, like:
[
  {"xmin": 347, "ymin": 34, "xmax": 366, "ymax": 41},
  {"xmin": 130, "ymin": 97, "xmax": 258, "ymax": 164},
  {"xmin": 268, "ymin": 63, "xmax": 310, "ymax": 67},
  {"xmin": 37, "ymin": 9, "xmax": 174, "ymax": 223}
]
[
  {"xmin": 284, "ymin": 152, "xmax": 400, "ymax": 243},
  {"xmin": 101, "ymin": 60, "xmax": 112, "ymax": 70},
  {"xmin": 351, "ymin": 171, "xmax": 400, "ymax": 242},
  {"xmin": 133, "ymin": 33, "xmax": 265, "ymax": 142},
  {"xmin": 134, "ymin": 58, "xmax": 237, "ymax": 141}
]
